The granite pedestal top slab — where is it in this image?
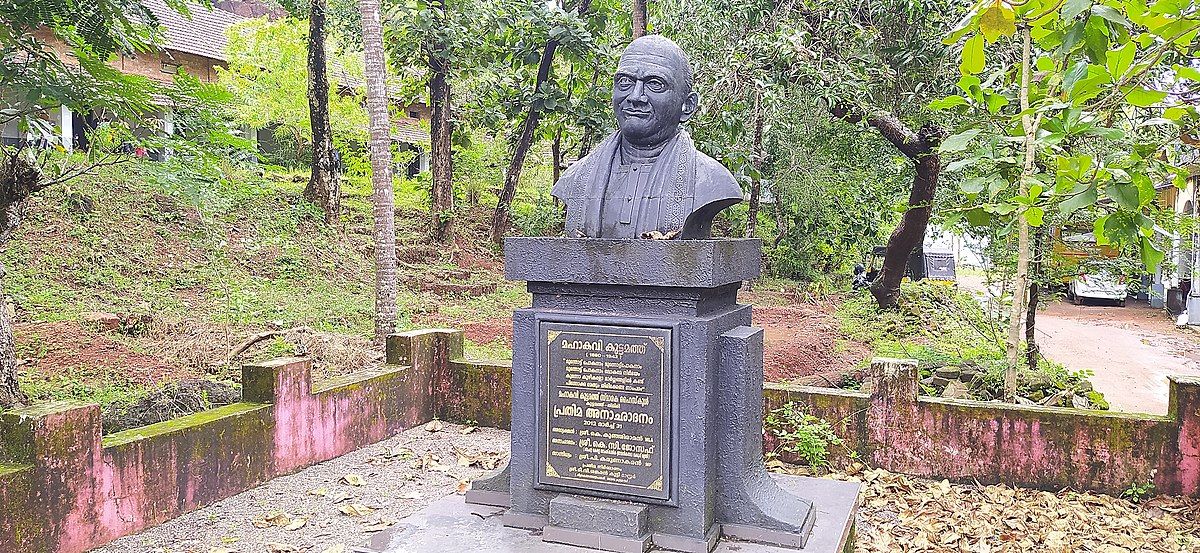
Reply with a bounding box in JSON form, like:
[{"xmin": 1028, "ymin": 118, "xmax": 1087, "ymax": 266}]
[
  {"xmin": 503, "ymin": 238, "xmax": 762, "ymax": 288},
  {"xmin": 354, "ymin": 474, "xmax": 859, "ymax": 553}
]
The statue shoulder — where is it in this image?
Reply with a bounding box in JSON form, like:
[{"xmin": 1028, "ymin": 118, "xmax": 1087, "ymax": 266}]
[
  {"xmin": 694, "ymin": 151, "xmax": 743, "ymax": 203},
  {"xmin": 552, "ymin": 132, "xmax": 619, "ymax": 199},
  {"xmin": 551, "ymin": 151, "xmax": 588, "ymax": 199}
]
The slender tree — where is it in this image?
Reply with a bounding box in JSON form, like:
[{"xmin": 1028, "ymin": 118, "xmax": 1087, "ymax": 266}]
[
  {"xmin": 490, "ymin": 0, "xmax": 594, "ymax": 244},
  {"xmin": 936, "ymin": 0, "xmax": 1199, "ymax": 396},
  {"xmin": 303, "ymin": 0, "xmax": 342, "ymax": 224},
  {"xmin": 427, "ymin": 0, "xmax": 454, "ymax": 243},
  {"xmin": 744, "ymin": 91, "xmax": 764, "ymax": 239},
  {"xmin": 631, "ymin": 0, "xmax": 648, "ymax": 38},
  {"xmin": 1026, "ymin": 224, "xmax": 1047, "ymax": 370},
  {"xmin": 359, "ymin": 0, "xmax": 397, "ymax": 344}
]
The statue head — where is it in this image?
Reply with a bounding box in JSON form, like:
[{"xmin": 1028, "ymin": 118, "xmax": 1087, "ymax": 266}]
[{"xmin": 612, "ymin": 35, "xmax": 699, "ymax": 148}]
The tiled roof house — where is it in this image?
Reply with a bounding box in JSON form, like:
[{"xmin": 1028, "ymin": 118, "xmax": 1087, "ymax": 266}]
[{"xmin": 6, "ymin": 0, "xmax": 429, "ymax": 170}]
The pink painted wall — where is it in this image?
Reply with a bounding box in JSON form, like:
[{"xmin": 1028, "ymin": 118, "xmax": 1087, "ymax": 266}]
[
  {"xmin": 765, "ymin": 361, "xmax": 1197, "ymax": 496},
  {"xmin": 434, "ymin": 336, "xmax": 1200, "ymax": 498},
  {"xmin": 0, "ymin": 329, "xmax": 448, "ymax": 553},
  {"xmin": 4, "ymin": 328, "xmax": 1200, "ymax": 552}
]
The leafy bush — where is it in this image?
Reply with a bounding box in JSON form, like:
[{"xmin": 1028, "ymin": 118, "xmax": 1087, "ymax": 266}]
[
  {"xmin": 765, "ymin": 402, "xmax": 844, "ymax": 468},
  {"xmin": 837, "ymin": 280, "xmax": 1004, "ymax": 367},
  {"xmin": 510, "ymin": 192, "xmax": 564, "ymax": 237},
  {"xmin": 837, "ymin": 280, "xmax": 1109, "ymax": 408}
]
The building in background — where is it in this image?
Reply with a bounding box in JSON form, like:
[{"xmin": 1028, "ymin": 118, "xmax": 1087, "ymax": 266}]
[{"xmin": 4, "ymin": 0, "xmax": 431, "ymax": 170}]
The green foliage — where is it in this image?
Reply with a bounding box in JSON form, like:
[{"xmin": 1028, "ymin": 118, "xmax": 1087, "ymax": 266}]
[
  {"xmin": 20, "ymin": 371, "xmax": 149, "ymax": 413},
  {"xmin": 1121, "ymin": 480, "xmax": 1155, "ymax": 503},
  {"xmin": 762, "ymin": 114, "xmax": 911, "ymax": 279},
  {"xmin": 839, "ymin": 281, "xmax": 1109, "ymax": 406},
  {"xmin": 838, "ymin": 280, "xmax": 1005, "ymax": 367},
  {"xmin": 765, "ymin": 402, "xmax": 844, "ymax": 468},
  {"xmin": 658, "ymin": 0, "xmax": 967, "ymax": 280},
  {"xmin": 3, "ymin": 157, "xmax": 376, "ymax": 334},
  {"xmin": 217, "ymin": 16, "xmax": 368, "ymax": 161},
  {"xmin": 937, "ymin": 0, "xmax": 1200, "ymax": 270},
  {"xmin": 510, "ymin": 191, "xmax": 564, "ymax": 236}
]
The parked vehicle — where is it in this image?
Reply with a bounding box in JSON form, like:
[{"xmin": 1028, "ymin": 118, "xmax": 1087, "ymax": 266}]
[
  {"xmin": 863, "ymin": 245, "xmax": 957, "ymax": 283},
  {"xmin": 1067, "ymin": 270, "xmax": 1128, "ymax": 306},
  {"xmin": 1058, "ymin": 233, "xmax": 1130, "ymax": 306}
]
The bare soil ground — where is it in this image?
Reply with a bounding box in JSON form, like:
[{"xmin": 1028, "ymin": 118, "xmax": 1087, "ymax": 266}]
[
  {"xmin": 1036, "ymin": 300, "xmax": 1200, "ymax": 415},
  {"xmin": 16, "ymin": 321, "xmax": 198, "ymax": 387},
  {"xmin": 753, "ymin": 302, "xmax": 870, "ymax": 384},
  {"xmin": 411, "ymin": 284, "xmax": 870, "ymax": 383},
  {"xmin": 97, "ymin": 426, "xmax": 1200, "ymax": 553}
]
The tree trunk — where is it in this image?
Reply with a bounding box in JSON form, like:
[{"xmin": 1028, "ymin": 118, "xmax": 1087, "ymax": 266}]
[
  {"xmin": 359, "ymin": 0, "xmax": 397, "ymax": 345},
  {"xmin": 428, "ymin": 1, "xmax": 454, "ymax": 243},
  {"xmin": 490, "ymin": 0, "xmax": 593, "ymax": 245},
  {"xmin": 1005, "ymin": 26, "xmax": 1038, "ymax": 399},
  {"xmin": 771, "ymin": 190, "xmax": 787, "ymax": 249},
  {"xmin": 0, "ymin": 277, "xmax": 24, "ymax": 409},
  {"xmin": 631, "ymin": 0, "xmax": 648, "ymax": 38},
  {"xmin": 303, "ymin": 0, "xmax": 341, "ymax": 225},
  {"xmin": 833, "ymin": 109, "xmax": 944, "ymax": 309},
  {"xmin": 0, "ymin": 151, "xmax": 47, "ymax": 409},
  {"xmin": 552, "ymin": 128, "xmax": 563, "ymax": 209},
  {"xmin": 745, "ymin": 93, "xmax": 764, "ymax": 240},
  {"xmin": 552, "ymin": 129, "xmax": 563, "ymax": 186},
  {"xmin": 1025, "ymin": 225, "xmax": 1045, "ymax": 370}
]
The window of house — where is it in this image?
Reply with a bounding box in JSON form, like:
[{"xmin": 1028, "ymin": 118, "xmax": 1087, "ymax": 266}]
[
  {"xmin": 162, "ymin": 61, "xmax": 181, "ymax": 75},
  {"xmin": 408, "ymin": 110, "xmax": 419, "ymax": 118}
]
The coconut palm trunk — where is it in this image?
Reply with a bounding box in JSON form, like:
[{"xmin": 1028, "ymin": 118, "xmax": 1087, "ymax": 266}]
[{"xmin": 359, "ymin": 0, "xmax": 397, "ymax": 344}]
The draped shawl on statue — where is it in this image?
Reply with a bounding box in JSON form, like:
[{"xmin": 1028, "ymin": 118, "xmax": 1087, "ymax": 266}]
[{"xmin": 552, "ymin": 129, "xmax": 701, "ymax": 239}]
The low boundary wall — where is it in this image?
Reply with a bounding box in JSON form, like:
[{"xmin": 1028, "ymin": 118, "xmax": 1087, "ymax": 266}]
[
  {"xmin": 2, "ymin": 328, "xmax": 1199, "ymax": 552},
  {"xmin": 429, "ymin": 337, "xmax": 1200, "ymax": 497},
  {"xmin": 0, "ymin": 329, "xmax": 459, "ymax": 553}
]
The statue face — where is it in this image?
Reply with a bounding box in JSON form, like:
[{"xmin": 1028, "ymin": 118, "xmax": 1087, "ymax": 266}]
[{"xmin": 612, "ymin": 48, "xmax": 697, "ymax": 147}]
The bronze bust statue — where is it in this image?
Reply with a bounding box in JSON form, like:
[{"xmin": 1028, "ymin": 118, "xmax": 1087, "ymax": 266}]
[{"xmin": 551, "ymin": 35, "xmax": 743, "ymax": 240}]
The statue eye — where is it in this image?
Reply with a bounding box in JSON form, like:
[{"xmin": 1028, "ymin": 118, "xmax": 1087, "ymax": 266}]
[
  {"xmin": 645, "ymin": 78, "xmax": 668, "ymax": 93},
  {"xmin": 615, "ymin": 75, "xmax": 635, "ymax": 89}
]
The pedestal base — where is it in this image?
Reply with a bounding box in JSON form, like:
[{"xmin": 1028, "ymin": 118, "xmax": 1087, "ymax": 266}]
[{"xmin": 355, "ymin": 474, "xmax": 859, "ymax": 553}]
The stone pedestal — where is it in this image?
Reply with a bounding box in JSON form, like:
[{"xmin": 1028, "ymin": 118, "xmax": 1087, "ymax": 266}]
[
  {"xmin": 361, "ymin": 474, "xmax": 859, "ymax": 553},
  {"xmin": 466, "ymin": 237, "xmax": 850, "ymax": 552}
]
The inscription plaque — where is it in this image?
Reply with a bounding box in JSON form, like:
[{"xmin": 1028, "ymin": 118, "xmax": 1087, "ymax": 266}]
[{"xmin": 537, "ymin": 321, "xmax": 672, "ymax": 501}]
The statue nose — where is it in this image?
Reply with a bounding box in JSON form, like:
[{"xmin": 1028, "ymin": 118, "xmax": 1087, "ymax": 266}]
[{"xmin": 631, "ymin": 80, "xmax": 648, "ymax": 101}]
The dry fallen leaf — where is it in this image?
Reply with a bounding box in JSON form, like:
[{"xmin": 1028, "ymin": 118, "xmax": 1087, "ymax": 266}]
[
  {"xmin": 339, "ymin": 503, "xmax": 374, "ymax": 517},
  {"xmin": 341, "ymin": 474, "xmax": 366, "ymax": 487},
  {"xmin": 387, "ymin": 446, "xmax": 414, "ymax": 459},
  {"xmin": 320, "ymin": 545, "xmax": 346, "ymax": 553},
  {"xmin": 424, "ymin": 419, "xmax": 444, "ymax": 432},
  {"xmin": 456, "ymin": 479, "xmax": 471, "ymax": 495},
  {"xmin": 265, "ymin": 544, "xmax": 298, "ymax": 553},
  {"xmin": 835, "ymin": 465, "xmax": 1199, "ymax": 553},
  {"xmin": 252, "ymin": 511, "xmax": 293, "ymax": 529},
  {"xmin": 362, "ymin": 516, "xmax": 399, "ymax": 532},
  {"xmin": 284, "ymin": 517, "xmax": 308, "ymax": 531},
  {"xmin": 308, "ymin": 487, "xmax": 329, "ymax": 497},
  {"xmin": 460, "ymin": 426, "xmax": 477, "ymax": 434},
  {"xmin": 207, "ymin": 548, "xmax": 235, "ymax": 553},
  {"xmin": 399, "ymin": 490, "xmax": 424, "ymax": 500}
]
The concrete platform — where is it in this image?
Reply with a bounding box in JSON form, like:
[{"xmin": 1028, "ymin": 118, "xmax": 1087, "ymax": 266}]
[{"xmin": 355, "ymin": 474, "xmax": 859, "ymax": 553}]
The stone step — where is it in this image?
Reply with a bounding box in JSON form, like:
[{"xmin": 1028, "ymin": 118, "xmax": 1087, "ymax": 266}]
[{"xmin": 542, "ymin": 495, "xmax": 652, "ymax": 553}]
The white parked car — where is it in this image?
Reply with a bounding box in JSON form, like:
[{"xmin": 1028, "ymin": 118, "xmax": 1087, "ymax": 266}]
[{"xmin": 1067, "ymin": 270, "xmax": 1128, "ymax": 306}]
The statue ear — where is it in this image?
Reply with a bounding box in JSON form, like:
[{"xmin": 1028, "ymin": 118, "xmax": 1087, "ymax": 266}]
[{"xmin": 680, "ymin": 91, "xmax": 699, "ymax": 123}]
